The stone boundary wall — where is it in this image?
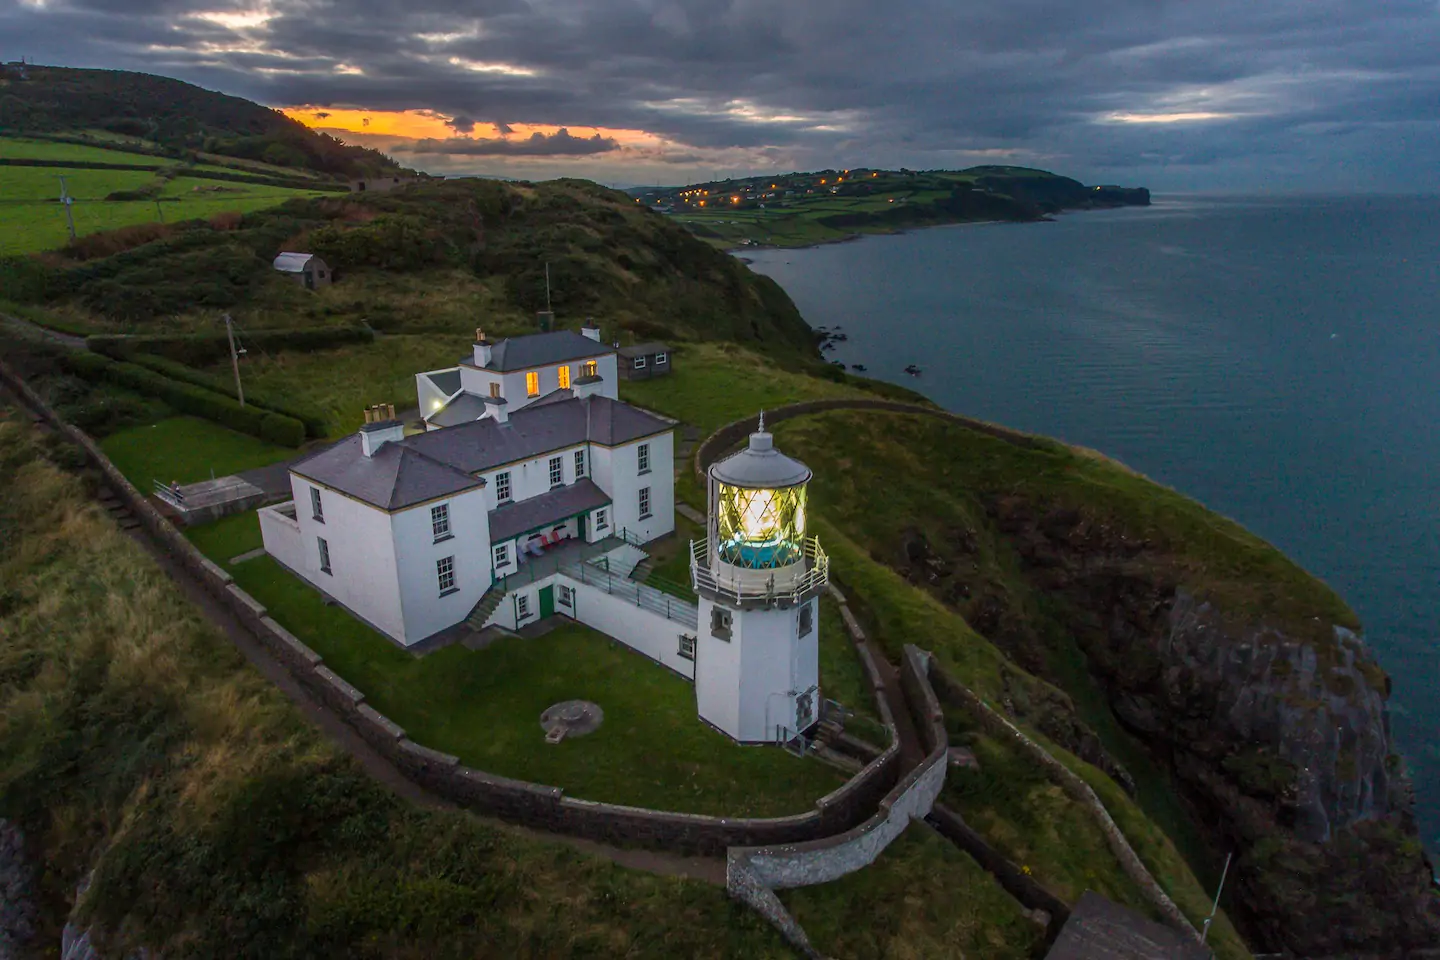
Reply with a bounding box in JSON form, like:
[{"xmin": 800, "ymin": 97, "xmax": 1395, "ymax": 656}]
[
  {"xmin": 0, "ymin": 357, "xmax": 908, "ymax": 858},
  {"xmin": 694, "ymin": 398, "xmax": 1043, "ymax": 483},
  {"xmin": 725, "ymin": 645, "xmax": 950, "ymax": 959},
  {"xmin": 927, "ymin": 663, "xmax": 1203, "ymax": 941}
]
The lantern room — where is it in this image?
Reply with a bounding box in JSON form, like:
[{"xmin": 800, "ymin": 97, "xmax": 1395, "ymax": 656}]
[{"xmin": 692, "ymin": 417, "xmax": 828, "ymax": 606}]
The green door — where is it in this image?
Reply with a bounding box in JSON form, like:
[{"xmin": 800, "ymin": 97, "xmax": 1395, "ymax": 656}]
[{"xmin": 538, "ymin": 585, "xmax": 555, "ymax": 619}]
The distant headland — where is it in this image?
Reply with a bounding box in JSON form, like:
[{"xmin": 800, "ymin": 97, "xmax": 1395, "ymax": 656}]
[{"xmin": 628, "ymin": 165, "xmax": 1150, "ymax": 249}]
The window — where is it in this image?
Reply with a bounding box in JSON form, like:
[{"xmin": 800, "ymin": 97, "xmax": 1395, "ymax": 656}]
[
  {"xmin": 634, "ymin": 356, "xmax": 648, "ymax": 369},
  {"xmin": 710, "ymin": 607, "xmax": 732, "ymax": 640},
  {"xmin": 655, "ymin": 352, "xmax": 668, "ymax": 365},
  {"xmin": 638, "ymin": 486, "xmax": 651, "ymax": 519},
  {"xmin": 557, "ymin": 365, "xmax": 571, "ymax": 390},
  {"xmin": 317, "ymin": 537, "xmax": 331, "ymax": 574},
  {"xmin": 799, "ymin": 602, "xmax": 814, "ymax": 637},
  {"xmin": 437, "ymin": 556, "xmax": 456, "ymax": 595},
  {"xmin": 489, "ymin": 381, "xmax": 501, "ymax": 398},
  {"xmin": 574, "ymin": 449, "xmax": 586, "ymax": 478},
  {"xmin": 558, "ymin": 584, "xmax": 573, "ymax": 607},
  {"xmin": 517, "ymin": 594, "xmax": 531, "ymax": 619},
  {"xmin": 549, "ymin": 455, "xmax": 563, "ymax": 487},
  {"xmin": 495, "ymin": 471, "xmax": 512, "ymax": 503},
  {"xmin": 584, "ymin": 360, "xmax": 598, "ymax": 378},
  {"xmin": 431, "ymin": 503, "xmax": 451, "ymax": 541},
  {"xmin": 595, "ymin": 507, "xmax": 608, "ymax": 531},
  {"xmin": 678, "ymin": 634, "xmax": 696, "ymax": 661},
  {"xmin": 310, "ymin": 487, "xmax": 324, "ymax": 522},
  {"xmin": 494, "ymin": 543, "xmax": 510, "ymax": 568},
  {"xmin": 637, "ymin": 443, "xmax": 651, "ymax": 474},
  {"xmin": 525, "ymin": 371, "xmax": 539, "ymax": 397}
]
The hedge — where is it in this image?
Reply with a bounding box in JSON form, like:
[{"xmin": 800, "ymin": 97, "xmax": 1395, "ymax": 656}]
[
  {"xmin": 125, "ymin": 353, "xmax": 329, "ymax": 438},
  {"xmin": 58, "ymin": 351, "xmax": 306, "ymax": 447},
  {"xmin": 87, "ymin": 325, "xmax": 374, "ymax": 367}
]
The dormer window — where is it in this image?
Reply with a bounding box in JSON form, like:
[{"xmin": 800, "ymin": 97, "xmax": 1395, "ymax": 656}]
[
  {"xmin": 584, "ymin": 360, "xmax": 598, "ymax": 378},
  {"xmin": 489, "ymin": 382, "xmax": 501, "ymax": 398},
  {"xmin": 558, "ymin": 365, "xmax": 571, "ymax": 390},
  {"xmin": 525, "ymin": 371, "xmax": 539, "ymax": 397}
]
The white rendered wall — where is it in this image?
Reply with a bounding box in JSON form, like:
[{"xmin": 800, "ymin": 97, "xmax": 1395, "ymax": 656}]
[
  {"xmin": 258, "ymin": 502, "xmax": 304, "ymax": 573},
  {"xmin": 390, "ymin": 487, "xmax": 492, "ymax": 644},
  {"xmin": 695, "ymin": 596, "xmax": 820, "ymax": 742},
  {"xmin": 458, "ymin": 355, "xmax": 617, "ymax": 412},
  {"xmin": 480, "ymin": 443, "xmax": 589, "ymax": 512},
  {"xmin": 696, "ymin": 596, "xmax": 743, "ymax": 738},
  {"xmin": 288, "ymin": 475, "xmax": 406, "ymax": 643},
  {"xmin": 556, "ymin": 573, "xmax": 696, "ymax": 679},
  {"xmin": 599, "ymin": 432, "xmax": 675, "ymax": 543}
]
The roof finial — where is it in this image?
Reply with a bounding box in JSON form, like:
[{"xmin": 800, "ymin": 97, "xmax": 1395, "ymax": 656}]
[{"xmin": 758, "ymin": 409, "xmax": 766, "ymax": 433}]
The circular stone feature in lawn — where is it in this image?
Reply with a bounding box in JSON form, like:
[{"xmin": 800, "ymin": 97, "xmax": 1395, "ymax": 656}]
[{"xmin": 540, "ymin": 700, "xmax": 604, "ymax": 741}]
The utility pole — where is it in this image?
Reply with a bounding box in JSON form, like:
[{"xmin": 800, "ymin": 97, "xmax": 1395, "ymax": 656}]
[
  {"xmin": 154, "ymin": 199, "xmax": 165, "ymax": 224},
  {"xmin": 1201, "ymin": 852, "xmax": 1233, "ymax": 944},
  {"xmin": 544, "ymin": 261, "xmax": 553, "ymax": 312},
  {"xmin": 58, "ymin": 175, "xmax": 76, "ymax": 242},
  {"xmin": 223, "ymin": 313, "xmax": 245, "ymax": 407}
]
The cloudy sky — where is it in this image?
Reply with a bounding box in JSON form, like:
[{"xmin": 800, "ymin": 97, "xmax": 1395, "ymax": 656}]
[{"xmin": 5, "ymin": 0, "xmax": 1439, "ymax": 190}]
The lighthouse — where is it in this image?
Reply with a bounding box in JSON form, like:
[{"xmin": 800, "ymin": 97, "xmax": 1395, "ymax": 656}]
[{"xmin": 690, "ymin": 416, "xmax": 830, "ymax": 743}]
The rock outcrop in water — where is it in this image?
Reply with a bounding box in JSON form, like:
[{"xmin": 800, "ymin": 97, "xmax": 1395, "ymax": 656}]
[{"xmin": 988, "ymin": 497, "xmax": 1440, "ymax": 957}]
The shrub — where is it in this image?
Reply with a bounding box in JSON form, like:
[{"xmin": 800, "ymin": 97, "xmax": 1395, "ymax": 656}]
[
  {"xmin": 63, "ymin": 222, "xmax": 177, "ymax": 261},
  {"xmin": 88, "ymin": 325, "xmax": 374, "ymax": 367},
  {"xmin": 125, "ymin": 353, "xmax": 328, "ymax": 437},
  {"xmin": 259, "ymin": 412, "xmax": 305, "ymax": 447}
]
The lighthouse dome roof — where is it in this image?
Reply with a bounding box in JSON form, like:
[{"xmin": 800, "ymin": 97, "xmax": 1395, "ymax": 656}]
[{"xmin": 710, "ymin": 429, "xmax": 812, "ymax": 489}]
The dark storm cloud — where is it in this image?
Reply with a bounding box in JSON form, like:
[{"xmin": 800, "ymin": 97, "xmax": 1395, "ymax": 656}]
[
  {"xmin": 3, "ymin": 0, "xmax": 1439, "ymax": 188},
  {"xmin": 401, "ymin": 128, "xmax": 619, "ymax": 156}
]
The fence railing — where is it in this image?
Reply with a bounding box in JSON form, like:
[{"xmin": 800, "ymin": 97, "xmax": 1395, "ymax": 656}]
[
  {"xmin": 153, "ymin": 479, "xmax": 184, "ymax": 507},
  {"xmin": 559, "ymin": 560, "xmax": 699, "ymax": 629},
  {"xmin": 689, "ymin": 536, "xmax": 830, "ymax": 605}
]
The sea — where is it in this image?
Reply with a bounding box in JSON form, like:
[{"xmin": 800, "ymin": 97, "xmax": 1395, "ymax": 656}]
[{"xmin": 743, "ymin": 195, "xmax": 1440, "ymax": 858}]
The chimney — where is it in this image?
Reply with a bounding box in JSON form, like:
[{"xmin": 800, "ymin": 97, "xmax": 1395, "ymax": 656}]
[
  {"xmin": 483, "ymin": 394, "xmax": 508, "ymax": 424},
  {"xmin": 473, "ymin": 327, "xmax": 493, "ymax": 367},
  {"xmin": 581, "ymin": 318, "xmax": 601, "ymax": 342},
  {"xmin": 359, "ymin": 404, "xmax": 404, "ymax": 456},
  {"xmin": 572, "ymin": 370, "xmax": 604, "ymax": 399}
]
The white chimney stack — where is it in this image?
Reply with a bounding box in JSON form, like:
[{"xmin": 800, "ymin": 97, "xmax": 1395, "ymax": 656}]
[
  {"xmin": 473, "ymin": 327, "xmax": 493, "ymax": 367},
  {"xmin": 484, "ymin": 395, "xmax": 509, "ymax": 424},
  {"xmin": 572, "ymin": 370, "xmax": 604, "ymax": 399},
  {"xmin": 360, "ymin": 404, "xmax": 404, "ymax": 456},
  {"xmin": 581, "ymin": 318, "xmax": 601, "ymax": 342}
]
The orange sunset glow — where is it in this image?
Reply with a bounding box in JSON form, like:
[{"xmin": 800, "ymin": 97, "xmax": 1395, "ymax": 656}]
[{"xmin": 283, "ymin": 107, "xmax": 660, "ymax": 148}]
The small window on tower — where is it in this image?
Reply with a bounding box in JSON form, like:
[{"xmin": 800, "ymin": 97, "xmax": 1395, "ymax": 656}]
[
  {"xmin": 558, "ymin": 365, "xmax": 571, "ymax": 390},
  {"xmin": 525, "ymin": 371, "xmax": 539, "ymax": 396},
  {"xmin": 710, "ymin": 607, "xmax": 732, "ymax": 640},
  {"xmin": 799, "ymin": 602, "xmax": 814, "ymax": 637}
]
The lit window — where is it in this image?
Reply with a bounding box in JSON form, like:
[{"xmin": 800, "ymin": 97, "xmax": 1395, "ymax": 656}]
[
  {"xmin": 678, "ymin": 634, "xmax": 696, "ymax": 661},
  {"xmin": 637, "ymin": 443, "xmax": 650, "ymax": 473},
  {"xmin": 489, "ymin": 382, "xmax": 501, "ymax": 398},
  {"xmin": 558, "ymin": 365, "xmax": 571, "ymax": 390},
  {"xmin": 517, "ymin": 594, "xmax": 531, "ymax": 619},
  {"xmin": 495, "ymin": 471, "xmax": 511, "ymax": 502},
  {"xmin": 431, "ymin": 503, "xmax": 451, "ymax": 541},
  {"xmin": 595, "ymin": 507, "xmax": 608, "ymax": 530},
  {"xmin": 525, "ymin": 371, "xmax": 539, "ymax": 396},
  {"xmin": 436, "ymin": 555, "xmax": 456, "ymax": 594},
  {"xmin": 574, "ymin": 449, "xmax": 586, "ymax": 477},
  {"xmin": 584, "ymin": 360, "xmax": 597, "ymax": 378},
  {"xmin": 549, "ymin": 456, "xmax": 563, "ymax": 487},
  {"xmin": 655, "ymin": 353, "xmax": 667, "ymax": 365},
  {"xmin": 318, "ymin": 537, "xmax": 331, "ymax": 574},
  {"xmin": 310, "ymin": 487, "xmax": 324, "ymax": 522},
  {"xmin": 494, "ymin": 543, "xmax": 509, "ymax": 568},
  {"xmin": 638, "ymin": 486, "xmax": 651, "ymax": 519}
]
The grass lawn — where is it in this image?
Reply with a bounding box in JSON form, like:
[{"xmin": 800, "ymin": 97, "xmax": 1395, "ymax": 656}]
[
  {"xmin": 0, "ymin": 135, "xmax": 166, "ymax": 165},
  {"xmin": 99, "ymin": 416, "xmax": 294, "ymax": 488},
  {"xmin": 187, "ymin": 511, "xmax": 845, "ymax": 815},
  {"xmin": 781, "ymin": 825, "xmax": 1043, "ymax": 960}
]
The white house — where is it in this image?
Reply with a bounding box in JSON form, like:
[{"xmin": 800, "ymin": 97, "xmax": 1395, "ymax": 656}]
[{"xmin": 416, "ymin": 322, "xmax": 618, "ymax": 429}]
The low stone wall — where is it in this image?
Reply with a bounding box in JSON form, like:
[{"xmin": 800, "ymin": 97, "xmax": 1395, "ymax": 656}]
[
  {"xmin": 694, "ymin": 398, "xmax": 1043, "ymax": 483},
  {"xmin": 725, "ymin": 644, "xmax": 951, "ymax": 957},
  {"xmin": 0, "ymin": 357, "xmax": 905, "ymax": 859},
  {"xmin": 928, "ymin": 663, "xmax": 1202, "ymax": 941}
]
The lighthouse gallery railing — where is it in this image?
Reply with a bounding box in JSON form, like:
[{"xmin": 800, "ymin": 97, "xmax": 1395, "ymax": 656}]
[{"xmin": 689, "ymin": 536, "xmax": 830, "ymax": 605}]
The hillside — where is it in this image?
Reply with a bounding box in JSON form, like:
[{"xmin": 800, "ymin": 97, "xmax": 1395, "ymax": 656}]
[
  {"xmin": 631, "ymin": 166, "xmax": 1151, "ymax": 248},
  {"xmin": 0, "ymin": 65, "xmax": 402, "ymax": 179}
]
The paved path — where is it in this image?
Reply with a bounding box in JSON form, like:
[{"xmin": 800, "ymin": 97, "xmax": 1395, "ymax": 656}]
[{"xmin": 0, "ymin": 311, "xmax": 87, "ymax": 350}]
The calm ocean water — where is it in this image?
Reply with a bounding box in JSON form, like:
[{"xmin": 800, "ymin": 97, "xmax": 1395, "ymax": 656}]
[{"xmin": 744, "ymin": 196, "xmax": 1440, "ymax": 857}]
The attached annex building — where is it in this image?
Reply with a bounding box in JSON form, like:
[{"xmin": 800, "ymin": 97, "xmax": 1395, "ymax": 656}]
[{"xmin": 259, "ymin": 328, "xmax": 826, "ymax": 745}]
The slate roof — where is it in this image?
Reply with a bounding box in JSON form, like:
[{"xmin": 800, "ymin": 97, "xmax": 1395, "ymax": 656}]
[
  {"xmin": 427, "ymin": 392, "xmax": 489, "ymax": 428},
  {"xmin": 423, "ymin": 369, "xmax": 462, "ymax": 396},
  {"xmin": 293, "ymin": 395, "xmax": 670, "ymax": 510},
  {"xmin": 617, "ymin": 342, "xmax": 669, "ymax": 358},
  {"xmin": 1045, "ymin": 893, "xmax": 1212, "ymax": 960},
  {"xmin": 291, "ymin": 435, "xmax": 483, "ymax": 510},
  {"xmin": 488, "ymin": 479, "xmax": 611, "ymax": 542},
  {"xmin": 273, "ymin": 252, "xmax": 319, "ymax": 273},
  {"xmin": 474, "ymin": 331, "xmax": 613, "ymax": 372}
]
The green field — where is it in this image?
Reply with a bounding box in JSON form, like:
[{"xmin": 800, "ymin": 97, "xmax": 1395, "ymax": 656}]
[
  {"xmin": 0, "ymin": 135, "xmax": 168, "ymax": 164},
  {"xmin": 98, "ymin": 416, "xmax": 294, "ymax": 488}
]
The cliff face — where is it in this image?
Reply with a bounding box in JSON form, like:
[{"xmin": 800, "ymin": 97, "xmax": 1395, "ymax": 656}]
[{"xmin": 995, "ymin": 499, "xmax": 1440, "ymax": 957}]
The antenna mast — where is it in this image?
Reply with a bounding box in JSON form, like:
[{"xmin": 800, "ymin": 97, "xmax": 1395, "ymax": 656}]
[
  {"xmin": 544, "ymin": 261, "xmax": 552, "ymax": 312},
  {"xmin": 1201, "ymin": 852, "xmax": 1233, "ymax": 944},
  {"xmin": 223, "ymin": 313, "xmax": 245, "ymax": 407},
  {"xmin": 58, "ymin": 175, "xmax": 76, "ymax": 242}
]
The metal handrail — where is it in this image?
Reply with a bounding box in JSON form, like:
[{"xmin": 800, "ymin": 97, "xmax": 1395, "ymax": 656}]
[
  {"xmin": 689, "ymin": 536, "xmax": 830, "ymax": 605},
  {"xmin": 558, "ymin": 560, "xmax": 700, "ymax": 629}
]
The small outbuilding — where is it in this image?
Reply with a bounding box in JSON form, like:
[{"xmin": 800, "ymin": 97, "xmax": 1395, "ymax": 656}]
[
  {"xmin": 272, "ymin": 252, "xmax": 331, "ymax": 290},
  {"xmin": 617, "ymin": 342, "xmax": 672, "ymax": 381}
]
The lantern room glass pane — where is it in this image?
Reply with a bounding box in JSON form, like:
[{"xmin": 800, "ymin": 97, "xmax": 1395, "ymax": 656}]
[{"xmin": 716, "ymin": 482, "xmax": 807, "ymax": 568}]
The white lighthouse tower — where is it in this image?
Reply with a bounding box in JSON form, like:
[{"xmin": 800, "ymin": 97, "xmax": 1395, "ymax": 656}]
[{"xmin": 690, "ymin": 416, "xmax": 829, "ymax": 743}]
